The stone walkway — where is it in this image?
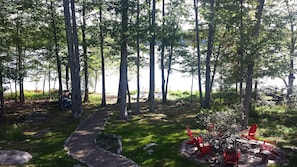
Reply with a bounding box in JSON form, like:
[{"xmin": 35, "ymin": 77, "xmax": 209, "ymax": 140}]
[{"xmin": 64, "ymin": 110, "xmax": 139, "ymax": 167}]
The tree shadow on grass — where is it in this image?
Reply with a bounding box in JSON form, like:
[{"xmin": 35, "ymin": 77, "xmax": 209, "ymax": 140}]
[{"xmin": 249, "ymin": 107, "xmax": 297, "ymax": 166}]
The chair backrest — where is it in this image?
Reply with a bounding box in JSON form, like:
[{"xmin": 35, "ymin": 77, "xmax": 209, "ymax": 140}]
[
  {"xmin": 248, "ymin": 123, "xmax": 258, "ymax": 136},
  {"xmin": 186, "ymin": 126, "xmax": 193, "ymax": 139}
]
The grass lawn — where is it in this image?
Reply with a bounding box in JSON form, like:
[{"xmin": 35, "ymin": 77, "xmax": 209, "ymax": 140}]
[
  {"xmin": 0, "ymin": 95, "xmax": 101, "ymax": 167},
  {"xmin": 104, "ymin": 101, "xmax": 297, "ymax": 167},
  {"xmin": 0, "ymin": 92, "xmax": 296, "ymax": 167}
]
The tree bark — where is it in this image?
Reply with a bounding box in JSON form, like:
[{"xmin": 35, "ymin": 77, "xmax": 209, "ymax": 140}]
[
  {"xmin": 149, "ymin": 0, "xmax": 156, "ymax": 112},
  {"xmin": 63, "ymin": 0, "xmax": 83, "ymax": 118},
  {"xmin": 243, "ymin": 0, "xmax": 265, "ymax": 129},
  {"xmin": 194, "ymin": 0, "xmax": 203, "ymax": 106},
  {"xmin": 0, "ymin": 65, "xmax": 5, "ymax": 120},
  {"xmin": 165, "ymin": 45, "xmax": 173, "ymax": 101},
  {"xmin": 48, "ymin": 64, "xmax": 51, "ymax": 99},
  {"xmin": 286, "ymin": 0, "xmax": 296, "ymax": 98},
  {"xmin": 82, "ymin": 0, "xmax": 89, "ymax": 103},
  {"xmin": 136, "ymin": 0, "xmax": 140, "ymax": 112},
  {"xmin": 239, "ymin": 0, "xmax": 244, "ymax": 104},
  {"xmin": 50, "ymin": 0, "xmax": 63, "ymax": 106},
  {"xmin": 70, "ymin": 0, "xmax": 83, "ymax": 118},
  {"xmin": 204, "ymin": 0, "xmax": 215, "ymax": 109},
  {"xmin": 66, "ymin": 64, "xmax": 70, "ymax": 90},
  {"xmin": 100, "ymin": 3, "xmax": 106, "ymax": 107},
  {"xmin": 119, "ymin": 0, "xmax": 128, "ymax": 120},
  {"xmin": 161, "ymin": 0, "xmax": 166, "ymax": 104}
]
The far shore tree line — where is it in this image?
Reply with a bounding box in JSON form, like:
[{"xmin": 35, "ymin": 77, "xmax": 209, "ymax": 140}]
[{"xmin": 0, "ymin": 0, "xmax": 296, "ymax": 129}]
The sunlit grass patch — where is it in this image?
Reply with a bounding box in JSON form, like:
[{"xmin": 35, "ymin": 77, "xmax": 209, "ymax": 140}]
[{"xmin": 105, "ymin": 106, "xmax": 199, "ymax": 167}]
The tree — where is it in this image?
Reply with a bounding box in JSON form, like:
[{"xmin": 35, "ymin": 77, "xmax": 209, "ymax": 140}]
[
  {"xmin": 136, "ymin": 0, "xmax": 141, "ymax": 112},
  {"xmin": 243, "ymin": 0, "xmax": 265, "ymax": 129},
  {"xmin": 149, "ymin": 0, "xmax": 156, "ymax": 112},
  {"xmin": 119, "ymin": 0, "xmax": 129, "ymax": 120},
  {"xmin": 81, "ymin": 0, "xmax": 89, "ymax": 103},
  {"xmin": 99, "ymin": 1, "xmax": 107, "ymax": 107},
  {"xmin": 194, "ymin": 0, "xmax": 203, "ymax": 106},
  {"xmin": 284, "ymin": 0, "xmax": 297, "ymax": 98},
  {"xmin": 204, "ymin": 0, "xmax": 215, "ymax": 109},
  {"xmin": 63, "ymin": 0, "xmax": 83, "ymax": 118},
  {"xmin": 49, "ymin": 0, "xmax": 63, "ymax": 106}
]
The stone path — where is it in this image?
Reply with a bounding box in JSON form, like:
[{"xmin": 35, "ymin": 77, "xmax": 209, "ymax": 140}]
[{"xmin": 64, "ymin": 110, "xmax": 139, "ymax": 167}]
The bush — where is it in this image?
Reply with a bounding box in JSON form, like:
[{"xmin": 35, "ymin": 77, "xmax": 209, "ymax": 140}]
[{"xmin": 196, "ymin": 105, "xmax": 243, "ymax": 137}]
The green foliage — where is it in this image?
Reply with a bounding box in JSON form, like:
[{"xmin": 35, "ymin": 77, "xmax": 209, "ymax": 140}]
[
  {"xmin": 4, "ymin": 90, "xmax": 58, "ymax": 100},
  {"xmin": 212, "ymin": 89, "xmax": 239, "ymax": 105},
  {"xmin": 196, "ymin": 105, "xmax": 243, "ymax": 135}
]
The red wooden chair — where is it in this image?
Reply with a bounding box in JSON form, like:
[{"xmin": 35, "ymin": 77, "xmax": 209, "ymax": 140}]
[
  {"xmin": 185, "ymin": 126, "xmax": 212, "ymax": 157},
  {"xmin": 223, "ymin": 150, "xmax": 240, "ymax": 166},
  {"xmin": 260, "ymin": 140, "xmax": 279, "ymax": 159},
  {"xmin": 186, "ymin": 126, "xmax": 198, "ymax": 145},
  {"xmin": 242, "ymin": 123, "xmax": 258, "ymax": 140},
  {"xmin": 192, "ymin": 136, "xmax": 212, "ymax": 157}
]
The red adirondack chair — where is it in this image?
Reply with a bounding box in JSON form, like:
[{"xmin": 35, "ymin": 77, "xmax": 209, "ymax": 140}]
[
  {"xmin": 242, "ymin": 123, "xmax": 258, "ymax": 140},
  {"xmin": 192, "ymin": 136, "xmax": 212, "ymax": 157},
  {"xmin": 186, "ymin": 126, "xmax": 212, "ymax": 157},
  {"xmin": 260, "ymin": 140, "xmax": 279, "ymax": 159},
  {"xmin": 186, "ymin": 126, "xmax": 198, "ymax": 145},
  {"xmin": 223, "ymin": 149, "xmax": 240, "ymax": 166}
]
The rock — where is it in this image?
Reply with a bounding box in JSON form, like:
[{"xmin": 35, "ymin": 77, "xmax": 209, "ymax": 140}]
[{"xmin": 0, "ymin": 150, "xmax": 32, "ymax": 165}]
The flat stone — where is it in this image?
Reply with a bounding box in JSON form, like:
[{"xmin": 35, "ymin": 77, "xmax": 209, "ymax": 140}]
[{"xmin": 0, "ymin": 150, "xmax": 32, "ymax": 165}]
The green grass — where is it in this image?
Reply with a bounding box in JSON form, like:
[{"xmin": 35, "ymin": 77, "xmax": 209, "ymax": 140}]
[
  {"xmin": 103, "ymin": 99, "xmax": 297, "ymax": 167},
  {"xmin": 252, "ymin": 105, "xmax": 297, "ymax": 166},
  {"xmin": 1, "ymin": 91, "xmax": 297, "ymax": 167},
  {"xmin": 0, "ymin": 93, "xmax": 101, "ymax": 167},
  {"xmin": 103, "ymin": 101, "xmax": 204, "ymax": 167}
]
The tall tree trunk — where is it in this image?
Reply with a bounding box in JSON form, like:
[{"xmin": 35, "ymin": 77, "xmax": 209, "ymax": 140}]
[
  {"xmin": 149, "ymin": 0, "xmax": 156, "ymax": 112},
  {"xmin": 43, "ymin": 71, "xmax": 46, "ymax": 95},
  {"xmin": 100, "ymin": 4, "xmax": 106, "ymax": 106},
  {"xmin": 0, "ymin": 65, "xmax": 5, "ymax": 120},
  {"xmin": 136, "ymin": 0, "xmax": 140, "ymax": 113},
  {"xmin": 66, "ymin": 64, "xmax": 69, "ymax": 90},
  {"xmin": 17, "ymin": 40, "xmax": 24, "ymax": 103},
  {"xmin": 63, "ymin": 0, "xmax": 83, "ymax": 118},
  {"xmin": 16, "ymin": 19, "xmax": 24, "ymax": 104},
  {"xmin": 48, "ymin": 64, "xmax": 51, "ymax": 99},
  {"xmin": 127, "ymin": 83, "xmax": 131, "ymax": 109},
  {"xmin": 243, "ymin": 0, "xmax": 265, "ymax": 129},
  {"xmin": 243, "ymin": 62, "xmax": 254, "ymax": 128},
  {"xmin": 70, "ymin": 0, "xmax": 83, "ymax": 118},
  {"xmin": 210, "ymin": 24, "xmax": 228, "ymax": 92},
  {"xmin": 204, "ymin": 0, "xmax": 215, "ymax": 109},
  {"xmin": 286, "ymin": 0, "xmax": 296, "ymax": 98},
  {"xmin": 194, "ymin": 0, "xmax": 203, "ymax": 106},
  {"xmin": 119, "ymin": 0, "xmax": 128, "ymax": 120},
  {"xmin": 14, "ymin": 79, "xmax": 17, "ymax": 102},
  {"xmin": 164, "ymin": 45, "xmax": 173, "ymax": 101},
  {"xmin": 161, "ymin": 0, "xmax": 166, "ymax": 104},
  {"xmin": 239, "ymin": 0, "xmax": 244, "ymax": 104},
  {"xmin": 50, "ymin": 0, "xmax": 63, "ymax": 106},
  {"xmin": 190, "ymin": 69, "xmax": 194, "ymax": 103},
  {"xmin": 93, "ymin": 70, "xmax": 98, "ymax": 93},
  {"xmin": 82, "ymin": 0, "xmax": 89, "ymax": 103}
]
